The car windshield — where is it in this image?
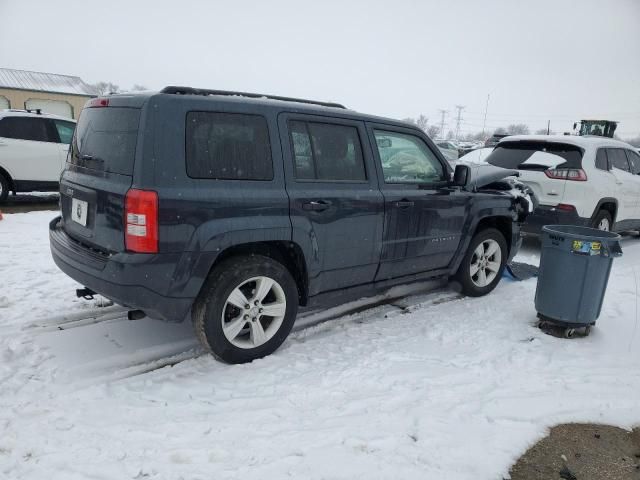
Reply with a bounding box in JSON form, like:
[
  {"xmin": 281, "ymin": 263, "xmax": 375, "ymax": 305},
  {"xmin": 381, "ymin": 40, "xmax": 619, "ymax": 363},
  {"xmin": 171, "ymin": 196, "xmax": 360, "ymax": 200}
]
[{"xmin": 486, "ymin": 141, "xmax": 583, "ymax": 170}]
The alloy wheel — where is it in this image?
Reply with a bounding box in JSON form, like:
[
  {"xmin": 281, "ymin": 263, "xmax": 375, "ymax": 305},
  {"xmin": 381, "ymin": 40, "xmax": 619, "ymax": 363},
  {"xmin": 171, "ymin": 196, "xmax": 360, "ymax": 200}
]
[
  {"xmin": 220, "ymin": 276, "xmax": 287, "ymax": 349},
  {"xmin": 469, "ymin": 239, "xmax": 502, "ymax": 288}
]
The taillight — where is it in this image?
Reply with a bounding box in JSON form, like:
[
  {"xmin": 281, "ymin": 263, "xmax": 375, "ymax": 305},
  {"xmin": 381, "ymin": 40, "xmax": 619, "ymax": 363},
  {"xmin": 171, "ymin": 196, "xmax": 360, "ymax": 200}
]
[
  {"xmin": 125, "ymin": 189, "xmax": 158, "ymax": 253},
  {"xmin": 544, "ymin": 168, "xmax": 587, "ymax": 181},
  {"xmin": 556, "ymin": 203, "xmax": 576, "ymax": 212},
  {"xmin": 87, "ymin": 97, "xmax": 109, "ymax": 108}
]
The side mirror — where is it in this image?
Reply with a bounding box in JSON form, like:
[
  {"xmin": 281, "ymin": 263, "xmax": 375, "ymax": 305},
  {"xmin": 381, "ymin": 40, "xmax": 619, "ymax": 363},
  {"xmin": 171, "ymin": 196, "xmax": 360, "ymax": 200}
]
[{"xmin": 452, "ymin": 164, "xmax": 470, "ymax": 187}]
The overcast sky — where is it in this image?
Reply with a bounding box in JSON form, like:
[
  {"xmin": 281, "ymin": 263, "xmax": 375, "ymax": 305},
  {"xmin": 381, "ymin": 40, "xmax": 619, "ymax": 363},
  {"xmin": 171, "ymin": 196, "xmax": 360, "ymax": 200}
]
[{"xmin": 1, "ymin": 0, "xmax": 639, "ymax": 137}]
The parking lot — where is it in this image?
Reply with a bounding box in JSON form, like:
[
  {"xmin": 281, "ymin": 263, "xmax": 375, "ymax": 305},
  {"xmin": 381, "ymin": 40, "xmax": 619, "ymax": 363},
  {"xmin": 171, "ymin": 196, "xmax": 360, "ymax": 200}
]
[
  {"xmin": 2, "ymin": 1, "xmax": 639, "ymax": 477},
  {"xmin": 1, "ymin": 204, "xmax": 639, "ymax": 480}
]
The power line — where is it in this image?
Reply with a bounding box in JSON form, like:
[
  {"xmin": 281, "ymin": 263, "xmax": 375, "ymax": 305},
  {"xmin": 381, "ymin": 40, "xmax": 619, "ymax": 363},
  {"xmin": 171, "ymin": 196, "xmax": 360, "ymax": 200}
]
[
  {"xmin": 454, "ymin": 105, "xmax": 465, "ymax": 140},
  {"xmin": 482, "ymin": 94, "xmax": 490, "ymax": 136},
  {"xmin": 438, "ymin": 109, "xmax": 448, "ymax": 139}
]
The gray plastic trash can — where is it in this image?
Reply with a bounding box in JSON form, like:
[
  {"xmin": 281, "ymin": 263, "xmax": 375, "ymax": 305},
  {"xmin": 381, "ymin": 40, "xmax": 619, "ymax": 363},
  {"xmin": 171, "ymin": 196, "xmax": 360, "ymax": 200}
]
[{"xmin": 535, "ymin": 225, "xmax": 622, "ymax": 337}]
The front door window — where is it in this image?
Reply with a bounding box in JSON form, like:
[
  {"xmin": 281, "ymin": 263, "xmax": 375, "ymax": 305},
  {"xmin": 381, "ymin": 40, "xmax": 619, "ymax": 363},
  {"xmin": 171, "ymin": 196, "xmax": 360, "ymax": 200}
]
[{"xmin": 374, "ymin": 130, "xmax": 445, "ymax": 184}]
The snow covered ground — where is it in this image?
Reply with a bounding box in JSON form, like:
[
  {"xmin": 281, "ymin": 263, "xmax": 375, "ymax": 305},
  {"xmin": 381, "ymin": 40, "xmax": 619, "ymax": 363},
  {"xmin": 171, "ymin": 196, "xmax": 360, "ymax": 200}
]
[{"xmin": 1, "ymin": 211, "xmax": 639, "ymax": 480}]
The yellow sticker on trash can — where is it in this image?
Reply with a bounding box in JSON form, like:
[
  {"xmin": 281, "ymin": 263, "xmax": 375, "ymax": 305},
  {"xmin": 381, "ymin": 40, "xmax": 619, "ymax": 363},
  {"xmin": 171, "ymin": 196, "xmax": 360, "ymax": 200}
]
[{"xmin": 572, "ymin": 240, "xmax": 601, "ymax": 255}]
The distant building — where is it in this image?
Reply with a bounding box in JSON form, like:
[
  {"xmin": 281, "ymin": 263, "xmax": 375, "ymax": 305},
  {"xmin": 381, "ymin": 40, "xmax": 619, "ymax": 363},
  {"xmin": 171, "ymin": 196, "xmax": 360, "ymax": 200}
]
[{"xmin": 0, "ymin": 67, "xmax": 96, "ymax": 119}]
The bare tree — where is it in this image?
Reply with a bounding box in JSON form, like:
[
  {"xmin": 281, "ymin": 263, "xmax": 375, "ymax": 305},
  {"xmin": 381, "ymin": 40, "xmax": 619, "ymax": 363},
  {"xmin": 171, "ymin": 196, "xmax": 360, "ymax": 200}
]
[
  {"xmin": 426, "ymin": 125, "xmax": 440, "ymax": 139},
  {"xmin": 493, "ymin": 127, "xmax": 508, "ymax": 135},
  {"xmin": 90, "ymin": 81, "xmax": 121, "ymax": 95},
  {"xmin": 535, "ymin": 128, "xmax": 554, "ymax": 135},
  {"xmin": 507, "ymin": 124, "xmax": 530, "ymax": 135},
  {"xmin": 401, "ymin": 115, "xmax": 428, "ymax": 132},
  {"xmin": 416, "ymin": 114, "xmax": 428, "ymax": 132},
  {"xmin": 90, "ymin": 81, "xmax": 149, "ymax": 95}
]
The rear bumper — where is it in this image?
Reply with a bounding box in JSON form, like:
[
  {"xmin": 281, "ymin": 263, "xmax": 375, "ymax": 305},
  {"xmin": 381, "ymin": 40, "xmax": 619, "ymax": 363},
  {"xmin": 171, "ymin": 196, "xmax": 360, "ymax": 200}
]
[
  {"xmin": 522, "ymin": 205, "xmax": 589, "ymax": 235},
  {"xmin": 49, "ymin": 217, "xmax": 193, "ymax": 322}
]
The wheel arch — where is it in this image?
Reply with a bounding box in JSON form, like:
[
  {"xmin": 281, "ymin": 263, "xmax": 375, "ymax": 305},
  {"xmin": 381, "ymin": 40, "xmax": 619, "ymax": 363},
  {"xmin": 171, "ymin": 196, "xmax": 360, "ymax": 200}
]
[
  {"xmin": 0, "ymin": 165, "xmax": 16, "ymax": 192},
  {"xmin": 450, "ymin": 214, "xmax": 514, "ymax": 275},
  {"xmin": 473, "ymin": 216, "xmax": 513, "ymax": 253},
  {"xmin": 591, "ymin": 198, "xmax": 617, "ymax": 224},
  {"xmin": 198, "ymin": 241, "xmax": 309, "ymax": 306}
]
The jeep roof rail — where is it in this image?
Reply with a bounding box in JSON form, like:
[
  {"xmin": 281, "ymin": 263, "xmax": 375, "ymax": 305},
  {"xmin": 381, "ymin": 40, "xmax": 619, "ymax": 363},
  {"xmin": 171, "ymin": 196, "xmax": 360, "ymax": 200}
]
[{"xmin": 160, "ymin": 86, "xmax": 346, "ymax": 109}]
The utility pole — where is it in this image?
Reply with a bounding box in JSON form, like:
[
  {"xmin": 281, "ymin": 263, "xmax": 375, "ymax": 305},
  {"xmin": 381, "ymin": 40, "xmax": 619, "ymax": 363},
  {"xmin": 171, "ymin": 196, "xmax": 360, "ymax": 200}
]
[
  {"xmin": 438, "ymin": 109, "xmax": 448, "ymax": 140},
  {"xmin": 547, "ymin": 120, "xmax": 551, "ymax": 135},
  {"xmin": 454, "ymin": 105, "xmax": 465, "ymax": 141},
  {"xmin": 482, "ymin": 94, "xmax": 490, "ymax": 137}
]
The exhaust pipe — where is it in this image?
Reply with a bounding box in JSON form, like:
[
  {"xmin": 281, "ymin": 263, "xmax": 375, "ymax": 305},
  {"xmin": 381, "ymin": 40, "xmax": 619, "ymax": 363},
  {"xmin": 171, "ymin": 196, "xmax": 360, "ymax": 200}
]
[
  {"xmin": 76, "ymin": 288, "xmax": 96, "ymax": 300},
  {"xmin": 127, "ymin": 310, "xmax": 146, "ymax": 321}
]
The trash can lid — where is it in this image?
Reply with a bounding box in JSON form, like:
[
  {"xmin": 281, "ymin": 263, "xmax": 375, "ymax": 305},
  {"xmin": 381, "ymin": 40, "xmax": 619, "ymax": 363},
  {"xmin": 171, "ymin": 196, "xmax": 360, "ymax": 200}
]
[{"xmin": 542, "ymin": 224, "xmax": 621, "ymax": 241}]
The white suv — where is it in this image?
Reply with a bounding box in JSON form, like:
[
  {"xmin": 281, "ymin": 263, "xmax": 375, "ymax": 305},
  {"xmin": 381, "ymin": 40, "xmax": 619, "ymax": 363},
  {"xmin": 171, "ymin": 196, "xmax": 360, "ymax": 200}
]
[
  {"xmin": 0, "ymin": 109, "xmax": 76, "ymax": 202},
  {"xmin": 485, "ymin": 135, "xmax": 640, "ymax": 233}
]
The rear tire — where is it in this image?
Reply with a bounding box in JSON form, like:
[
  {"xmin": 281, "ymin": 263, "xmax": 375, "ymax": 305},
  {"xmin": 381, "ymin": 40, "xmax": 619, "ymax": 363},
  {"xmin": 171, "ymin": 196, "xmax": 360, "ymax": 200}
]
[
  {"xmin": 193, "ymin": 255, "xmax": 298, "ymax": 364},
  {"xmin": 454, "ymin": 228, "xmax": 507, "ymax": 297},
  {"xmin": 591, "ymin": 210, "xmax": 612, "ymax": 231},
  {"xmin": 0, "ymin": 173, "xmax": 10, "ymax": 203}
]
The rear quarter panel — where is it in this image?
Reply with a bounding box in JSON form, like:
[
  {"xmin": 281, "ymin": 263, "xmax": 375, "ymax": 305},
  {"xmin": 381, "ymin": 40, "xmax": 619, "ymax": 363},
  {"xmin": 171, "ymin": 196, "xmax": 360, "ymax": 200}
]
[{"xmin": 140, "ymin": 95, "xmax": 291, "ymax": 297}]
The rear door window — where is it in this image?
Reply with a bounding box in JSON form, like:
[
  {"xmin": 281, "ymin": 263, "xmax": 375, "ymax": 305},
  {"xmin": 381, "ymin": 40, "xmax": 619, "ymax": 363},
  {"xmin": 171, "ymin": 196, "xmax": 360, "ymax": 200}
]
[
  {"xmin": 70, "ymin": 107, "xmax": 140, "ymax": 175},
  {"xmin": 607, "ymin": 148, "xmax": 630, "ymax": 172},
  {"xmin": 487, "ymin": 142, "xmax": 583, "ymax": 171},
  {"xmin": 0, "ymin": 116, "xmax": 54, "ymax": 142},
  {"xmin": 53, "ymin": 120, "xmax": 75, "ymax": 145},
  {"xmin": 289, "ymin": 121, "xmax": 366, "ymax": 181},
  {"xmin": 625, "ymin": 150, "xmax": 640, "ymax": 175},
  {"xmin": 186, "ymin": 112, "xmax": 273, "ymax": 180},
  {"xmin": 595, "ymin": 149, "xmax": 609, "ymax": 171}
]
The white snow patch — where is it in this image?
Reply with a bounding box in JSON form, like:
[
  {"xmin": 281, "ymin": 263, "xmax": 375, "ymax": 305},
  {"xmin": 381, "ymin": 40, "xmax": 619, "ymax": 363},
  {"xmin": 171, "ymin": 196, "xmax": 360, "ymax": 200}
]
[{"xmin": 1, "ymin": 211, "xmax": 639, "ymax": 479}]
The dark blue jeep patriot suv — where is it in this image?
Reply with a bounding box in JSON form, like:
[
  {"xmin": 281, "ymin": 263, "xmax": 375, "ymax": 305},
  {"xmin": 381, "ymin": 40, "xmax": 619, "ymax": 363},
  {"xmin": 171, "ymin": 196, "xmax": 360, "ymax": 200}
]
[{"xmin": 50, "ymin": 86, "xmax": 526, "ymax": 363}]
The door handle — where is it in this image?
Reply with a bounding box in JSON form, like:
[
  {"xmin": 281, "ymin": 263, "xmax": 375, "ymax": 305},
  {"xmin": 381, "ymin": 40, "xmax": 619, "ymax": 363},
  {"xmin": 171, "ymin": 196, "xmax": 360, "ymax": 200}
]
[
  {"xmin": 302, "ymin": 200, "xmax": 330, "ymax": 211},
  {"xmin": 394, "ymin": 200, "xmax": 415, "ymax": 208}
]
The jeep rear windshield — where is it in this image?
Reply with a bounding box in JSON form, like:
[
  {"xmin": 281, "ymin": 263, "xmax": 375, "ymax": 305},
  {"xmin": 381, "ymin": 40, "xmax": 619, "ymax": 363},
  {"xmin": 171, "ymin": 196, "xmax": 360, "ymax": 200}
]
[
  {"xmin": 486, "ymin": 141, "xmax": 583, "ymax": 171},
  {"xmin": 69, "ymin": 107, "xmax": 140, "ymax": 175}
]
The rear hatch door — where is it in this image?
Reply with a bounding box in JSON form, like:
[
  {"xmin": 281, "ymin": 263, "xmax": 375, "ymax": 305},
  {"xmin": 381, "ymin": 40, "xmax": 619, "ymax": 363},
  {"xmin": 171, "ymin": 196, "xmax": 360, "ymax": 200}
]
[
  {"xmin": 60, "ymin": 103, "xmax": 141, "ymax": 252},
  {"xmin": 486, "ymin": 140, "xmax": 584, "ymax": 205}
]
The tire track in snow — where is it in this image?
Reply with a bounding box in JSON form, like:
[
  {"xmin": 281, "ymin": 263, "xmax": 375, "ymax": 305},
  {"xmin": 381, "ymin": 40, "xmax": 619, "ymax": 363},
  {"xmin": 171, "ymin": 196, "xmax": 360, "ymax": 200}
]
[
  {"xmin": 21, "ymin": 305, "xmax": 128, "ymax": 332},
  {"xmin": 27, "ymin": 285, "xmax": 463, "ymax": 387},
  {"xmin": 111, "ymin": 289, "xmax": 465, "ymax": 383}
]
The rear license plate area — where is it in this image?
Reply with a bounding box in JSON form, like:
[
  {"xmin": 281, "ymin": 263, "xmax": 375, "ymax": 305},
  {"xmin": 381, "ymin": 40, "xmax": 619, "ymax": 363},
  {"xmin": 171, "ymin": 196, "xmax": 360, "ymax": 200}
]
[{"xmin": 71, "ymin": 198, "xmax": 88, "ymax": 226}]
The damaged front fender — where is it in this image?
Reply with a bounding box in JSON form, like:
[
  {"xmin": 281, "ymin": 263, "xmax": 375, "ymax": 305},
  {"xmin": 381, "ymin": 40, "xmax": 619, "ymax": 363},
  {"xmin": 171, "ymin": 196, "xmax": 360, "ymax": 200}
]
[{"xmin": 455, "ymin": 163, "xmax": 538, "ymax": 223}]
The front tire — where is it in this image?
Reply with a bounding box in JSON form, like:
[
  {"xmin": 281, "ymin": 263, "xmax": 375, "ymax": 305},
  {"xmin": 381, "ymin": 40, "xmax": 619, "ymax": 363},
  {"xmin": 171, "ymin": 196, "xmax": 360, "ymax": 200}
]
[
  {"xmin": 193, "ymin": 255, "xmax": 298, "ymax": 364},
  {"xmin": 454, "ymin": 228, "xmax": 507, "ymax": 297}
]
